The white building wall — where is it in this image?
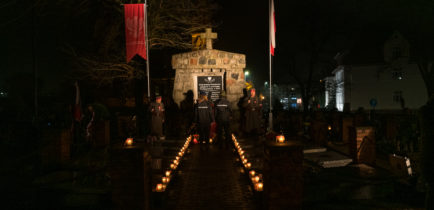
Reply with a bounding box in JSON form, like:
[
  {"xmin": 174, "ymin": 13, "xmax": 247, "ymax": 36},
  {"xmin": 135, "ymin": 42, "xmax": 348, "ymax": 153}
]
[{"xmin": 348, "ymin": 63, "xmax": 427, "ymax": 110}]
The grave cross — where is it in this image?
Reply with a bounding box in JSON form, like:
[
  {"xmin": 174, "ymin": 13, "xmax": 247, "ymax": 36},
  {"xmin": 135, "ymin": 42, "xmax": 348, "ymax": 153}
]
[{"xmin": 200, "ymin": 28, "xmax": 217, "ymax": 50}]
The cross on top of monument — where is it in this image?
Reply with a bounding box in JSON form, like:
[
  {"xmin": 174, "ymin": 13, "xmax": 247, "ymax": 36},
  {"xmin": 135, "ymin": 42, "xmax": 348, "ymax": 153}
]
[{"xmin": 200, "ymin": 28, "xmax": 217, "ymax": 50}]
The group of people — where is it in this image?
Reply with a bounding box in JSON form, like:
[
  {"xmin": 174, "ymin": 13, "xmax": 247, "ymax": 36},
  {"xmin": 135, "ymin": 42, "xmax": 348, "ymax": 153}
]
[{"xmin": 148, "ymin": 88, "xmax": 264, "ymax": 149}]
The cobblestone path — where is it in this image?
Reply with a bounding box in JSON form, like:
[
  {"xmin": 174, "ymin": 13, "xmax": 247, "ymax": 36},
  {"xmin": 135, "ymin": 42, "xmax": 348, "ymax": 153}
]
[{"xmin": 164, "ymin": 143, "xmax": 258, "ymax": 210}]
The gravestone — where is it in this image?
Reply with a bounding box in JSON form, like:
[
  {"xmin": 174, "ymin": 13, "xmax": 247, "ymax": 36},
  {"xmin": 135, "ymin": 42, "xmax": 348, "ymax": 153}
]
[
  {"xmin": 342, "ymin": 117, "xmax": 354, "ymax": 143},
  {"xmin": 41, "ymin": 128, "xmax": 71, "ymax": 166},
  {"xmin": 172, "ymin": 28, "xmax": 246, "ymax": 108},
  {"xmin": 349, "ymin": 126, "xmax": 376, "ymax": 164},
  {"xmin": 110, "ymin": 143, "xmax": 152, "ymax": 210},
  {"xmin": 310, "ymin": 121, "xmax": 327, "ymax": 146},
  {"xmin": 94, "ymin": 120, "xmax": 110, "ymax": 147},
  {"xmin": 263, "ymin": 140, "xmax": 303, "ymax": 209}
]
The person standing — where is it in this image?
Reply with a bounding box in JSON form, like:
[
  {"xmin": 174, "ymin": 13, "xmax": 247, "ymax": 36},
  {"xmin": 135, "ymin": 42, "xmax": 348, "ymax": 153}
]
[
  {"xmin": 149, "ymin": 95, "xmax": 165, "ymax": 140},
  {"xmin": 215, "ymin": 91, "xmax": 232, "ymax": 149},
  {"xmin": 243, "ymin": 88, "xmax": 262, "ymax": 136},
  {"xmin": 85, "ymin": 104, "xmax": 95, "ymax": 145},
  {"xmin": 194, "ymin": 91, "xmax": 215, "ymax": 150}
]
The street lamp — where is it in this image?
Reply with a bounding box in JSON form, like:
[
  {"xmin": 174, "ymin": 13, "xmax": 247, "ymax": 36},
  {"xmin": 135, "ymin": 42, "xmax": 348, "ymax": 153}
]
[{"xmin": 244, "ymin": 71, "xmax": 250, "ymax": 81}]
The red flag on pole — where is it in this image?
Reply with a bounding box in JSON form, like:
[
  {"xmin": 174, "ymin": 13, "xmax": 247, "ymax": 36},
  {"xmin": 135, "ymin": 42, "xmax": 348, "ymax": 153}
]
[
  {"xmin": 124, "ymin": 4, "xmax": 147, "ymax": 62},
  {"xmin": 270, "ymin": 0, "xmax": 276, "ymax": 56}
]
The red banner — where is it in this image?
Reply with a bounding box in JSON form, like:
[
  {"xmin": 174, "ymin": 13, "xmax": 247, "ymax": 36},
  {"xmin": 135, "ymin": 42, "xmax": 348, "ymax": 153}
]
[
  {"xmin": 270, "ymin": 0, "xmax": 276, "ymax": 56},
  {"xmin": 124, "ymin": 4, "xmax": 147, "ymax": 62}
]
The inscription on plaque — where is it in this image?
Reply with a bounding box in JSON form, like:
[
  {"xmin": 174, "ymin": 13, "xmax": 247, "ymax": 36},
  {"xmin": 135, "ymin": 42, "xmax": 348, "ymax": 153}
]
[{"xmin": 197, "ymin": 76, "xmax": 222, "ymax": 102}]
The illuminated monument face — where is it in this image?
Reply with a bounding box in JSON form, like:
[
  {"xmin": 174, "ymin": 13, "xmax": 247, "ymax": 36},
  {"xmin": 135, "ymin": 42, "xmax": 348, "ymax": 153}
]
[{"xmin": 171, "ymin": 28, "xmax": 246, "ymax": 108}]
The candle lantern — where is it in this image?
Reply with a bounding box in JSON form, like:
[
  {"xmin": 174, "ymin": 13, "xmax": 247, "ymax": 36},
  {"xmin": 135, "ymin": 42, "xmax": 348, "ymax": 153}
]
[
  {"xmin": 276, "ymin": 134, "xmax": 285, "ymax": 143},
  {"xmin": 124, "ymin": 137, "xmax": 134, "ymax": 146},
  {"xmin": 255, "ymin": 182, "xmax": 263, "ymax": 191},
  {"xmin": 156, "ymin": 183, "xmax": 165, "ymax": 192},
  {"xmin": 246, "ymin": 162, "xmax": 252, "ymax": 169}
]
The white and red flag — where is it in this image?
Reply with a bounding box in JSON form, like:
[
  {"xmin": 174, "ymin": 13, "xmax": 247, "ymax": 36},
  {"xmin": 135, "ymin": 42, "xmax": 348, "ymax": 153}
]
[
  {"xmin": 270, "ymin": 0, "xmax": 276, "ymax": 56},
  {"xmin": 124, "ymin": 4, "xmax": 147, "ymax": 62}
]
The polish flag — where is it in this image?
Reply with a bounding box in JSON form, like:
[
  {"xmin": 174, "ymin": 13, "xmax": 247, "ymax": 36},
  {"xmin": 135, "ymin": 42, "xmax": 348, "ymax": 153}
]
[
  {"xmin": 270, "ymin": 0, "xmax": 276, "ymax": 56},
  {"xmin": 124, "ymin": 4, "xmax": 147, "ymax": 62}
]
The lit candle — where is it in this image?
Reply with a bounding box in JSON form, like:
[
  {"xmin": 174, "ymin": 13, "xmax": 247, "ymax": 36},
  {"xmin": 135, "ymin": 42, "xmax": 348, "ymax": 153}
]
[
  {"xmin": 176, "ymin": 156, "xmax": 180, "ymax": 160},
  {"xmin": 162, "ymin": 177, "xmax": 168, "ymax": 183},
  {"xmin": 276, "ymin": 135, "xmax": 285, "ymax": 143},
  {"xmin": 255, "ymin": 182, "xmax": 263, "ymax": 191},
  {"xmin": 170, "ymin": 163, "xmax": 176, "ymax": 169},
  {"xmin": 246, "ymin": 162, "xmax": 252, "ymax": 169},
  {"xmin": 328, "ymin": 125, "xmax": 332, "ymax": 131},
  {"xmin": 125, "ymin": 138, "xmax": 134, "ymax": 146},
  {"xmin": 249, "ymin": 170, "xmax": 256, "ymax": 177},
  {"xmin": 254, "ymin": 175, "xmax": 260, "ymax": 183},
  {"xmin": 165, "ymin": 170, "xmax": 171, "ymax": 177},
  {"xmin": 156, "ymin": 183, "xmax": 164, "ymax": 192},
  {"xmin": 243, "ymin": 159, "xmax": 248, "ymax": 164}
]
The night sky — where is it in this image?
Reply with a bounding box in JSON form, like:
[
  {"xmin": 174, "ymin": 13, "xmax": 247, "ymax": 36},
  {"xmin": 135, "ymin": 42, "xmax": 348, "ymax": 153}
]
[{"xmin": 1, "ymin": 0, "xmax": 434, "ymax": 96}]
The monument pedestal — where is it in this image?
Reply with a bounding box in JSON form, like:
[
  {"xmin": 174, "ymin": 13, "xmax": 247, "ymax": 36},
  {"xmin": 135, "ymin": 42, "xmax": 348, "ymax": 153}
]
[{"xmin": 263, "ymin": 140, "xmax": 303, "ymax": 210}]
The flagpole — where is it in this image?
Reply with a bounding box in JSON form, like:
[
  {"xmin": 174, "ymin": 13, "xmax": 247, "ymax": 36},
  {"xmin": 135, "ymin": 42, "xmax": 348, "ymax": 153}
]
[
  {"xmin": 268, "ymin": 0, "xmax": 273, "ymax": 132},
  {"xmin": 145, "ymin": 1, "xmax": 151, "ymax": 98}
]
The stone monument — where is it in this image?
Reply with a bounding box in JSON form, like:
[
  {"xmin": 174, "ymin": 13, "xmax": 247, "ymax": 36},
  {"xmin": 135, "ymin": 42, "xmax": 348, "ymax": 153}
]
[{"xmin": 172, "ymin": 28, "xmax": 246, "ymax": 108}]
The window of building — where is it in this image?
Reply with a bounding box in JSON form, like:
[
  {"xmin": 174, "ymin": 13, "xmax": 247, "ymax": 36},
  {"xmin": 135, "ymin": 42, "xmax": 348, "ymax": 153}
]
[
  {"xmin": 393, "ymin": 91, "xmax": 403, "ymax": 103},
  {"xmin": 392, "ymin": 68, "xmax": 404, "ymax": 80}
]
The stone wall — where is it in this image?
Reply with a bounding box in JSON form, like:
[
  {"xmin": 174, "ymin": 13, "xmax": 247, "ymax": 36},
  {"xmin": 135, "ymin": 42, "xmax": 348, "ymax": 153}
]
[{"xmin": 172, "ymin": 49, "xmax": 246, "ymax": 109}]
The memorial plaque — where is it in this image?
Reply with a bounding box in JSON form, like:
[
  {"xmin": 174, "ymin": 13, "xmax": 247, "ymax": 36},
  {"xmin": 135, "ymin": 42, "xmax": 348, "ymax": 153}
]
[{"xmin": 197, "ymin": 76, "xmax": 222, "ymax": 101}]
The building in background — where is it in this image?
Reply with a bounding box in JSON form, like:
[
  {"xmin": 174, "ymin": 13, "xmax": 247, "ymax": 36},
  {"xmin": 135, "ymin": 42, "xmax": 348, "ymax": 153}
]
[{"xmin": 325, "ymin": 31, "xmax": 428, "ymax": 111}]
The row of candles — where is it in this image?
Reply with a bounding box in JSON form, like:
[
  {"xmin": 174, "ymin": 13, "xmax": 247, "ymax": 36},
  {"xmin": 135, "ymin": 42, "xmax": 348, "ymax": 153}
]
[
  {"xmin": 155, "ymin": 136, "xmax": 192, "ymax": 192},
  {"xmin": 231, "ymin": 134, "xmax": 263, "ymax": 192}
]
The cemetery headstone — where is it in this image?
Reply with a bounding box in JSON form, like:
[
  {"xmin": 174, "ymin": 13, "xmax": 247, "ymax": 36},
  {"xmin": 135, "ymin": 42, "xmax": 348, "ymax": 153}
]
[
  {"xmin": 94, "ymin": 120, "xmax": 110, "ymax": 147},
  {"xmin": 40, "ymin": 128, "xmax": 71, "ymax": 166},
  {"xmin": 349, "ymin": 126, "xmax": 376, "ymax": 164},
  {"xmin": 342, "ymin": 117, "xmax": 354, "ymax": 144},
  {"xmin": 110, "ymin": 143, "xmax": 152, "ymax": 210},
  {"xmin": 310, "ymin": 121, "xmax": 327, "ymax": 146},
  {"xmin": 263, "ymin": 140, "xmax": 303, "ymax": 209}
]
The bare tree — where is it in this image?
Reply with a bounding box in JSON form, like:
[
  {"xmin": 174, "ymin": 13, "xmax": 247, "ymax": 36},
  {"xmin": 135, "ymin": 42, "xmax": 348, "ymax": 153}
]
[{"xmin": 34, "ymin": 0, "xmax": 218, "ymax": 85}]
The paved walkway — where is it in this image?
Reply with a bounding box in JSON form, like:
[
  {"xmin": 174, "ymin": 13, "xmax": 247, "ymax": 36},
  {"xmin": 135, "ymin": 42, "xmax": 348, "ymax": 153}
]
[{"xmin": 163, "ymin": 143, "xmax": 258, "ymax": 210}]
